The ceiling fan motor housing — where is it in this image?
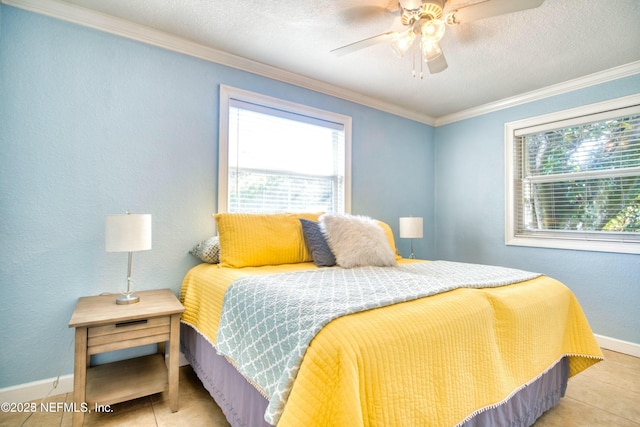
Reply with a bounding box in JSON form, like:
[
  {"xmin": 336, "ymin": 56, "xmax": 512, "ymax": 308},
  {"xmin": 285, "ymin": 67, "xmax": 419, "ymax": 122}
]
[{"xmin": 400, "ymin": 0, "xmax": 444, "ymax": 25}]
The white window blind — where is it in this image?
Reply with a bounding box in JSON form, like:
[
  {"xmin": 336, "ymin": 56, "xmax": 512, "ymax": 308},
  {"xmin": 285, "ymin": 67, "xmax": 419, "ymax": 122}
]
[
  {"xmin": 505, "ymin": 95, "xmax": 640, "ymax": 254},
  {"xmin": 218, "ymin": 85, "xmax": 351, "ymax": 214}
]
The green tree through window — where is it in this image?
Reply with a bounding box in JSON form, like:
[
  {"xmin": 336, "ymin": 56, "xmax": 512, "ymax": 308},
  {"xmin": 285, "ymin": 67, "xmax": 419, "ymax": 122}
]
[
  {"xmin": 505, "ymin": 95, "xmax": 640, "ymax": 254},
  {"xmin": 523, "ymin": 116, "xmax": 640, "ymax": 233}
]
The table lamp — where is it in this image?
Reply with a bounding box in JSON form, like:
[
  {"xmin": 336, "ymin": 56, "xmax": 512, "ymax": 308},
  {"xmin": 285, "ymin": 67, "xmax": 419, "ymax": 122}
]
[
  {"xmin": 105, "ymin": 211, "xmax": 152, "ymax": 304},
  {"xmin": 399, "ymin": 217, "xmax": 423, "ymax": 259}
]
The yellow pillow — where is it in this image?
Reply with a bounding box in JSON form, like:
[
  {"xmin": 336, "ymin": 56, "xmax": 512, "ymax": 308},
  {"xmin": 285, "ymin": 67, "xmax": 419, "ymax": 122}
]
[
  {"xmin": 376, "ymin": 220, "xmax": 402, "ymax": 260},
  {"xmin": 214, "ymin": 212, "xmax": 322, "ymax": 267}
]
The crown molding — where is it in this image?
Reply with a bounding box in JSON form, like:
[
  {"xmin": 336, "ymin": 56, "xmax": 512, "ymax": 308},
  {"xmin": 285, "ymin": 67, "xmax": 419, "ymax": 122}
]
[
  {"xmin": 1, "ymin": 0, "xmax": 437, "ymax": 126},
  {"xmin": 3, "ymin": 0, "xmax": 637, "ymax": 127},
  {"xmin": 435, "ymin": 61, "xmax": 640, "ymax": 126}
]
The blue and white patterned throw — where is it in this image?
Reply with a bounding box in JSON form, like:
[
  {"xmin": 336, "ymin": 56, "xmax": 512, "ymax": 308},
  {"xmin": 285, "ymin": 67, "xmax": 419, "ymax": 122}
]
[{"xmin": 215, "ymin": 261, "xmax": 540, "ymax": 425}]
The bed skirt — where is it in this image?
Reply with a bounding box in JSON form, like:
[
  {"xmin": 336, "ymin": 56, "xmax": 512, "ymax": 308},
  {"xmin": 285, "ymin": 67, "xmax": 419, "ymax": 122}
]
[{"xmin": 181, "ymin": 322, "xmax": 568, "ymax": 427}]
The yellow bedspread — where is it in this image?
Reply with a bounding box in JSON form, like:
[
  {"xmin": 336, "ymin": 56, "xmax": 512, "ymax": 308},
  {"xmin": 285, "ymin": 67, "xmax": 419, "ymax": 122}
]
[{"xmin": 180, "ymin": 260, "xmax": 603, "ymax": 427}]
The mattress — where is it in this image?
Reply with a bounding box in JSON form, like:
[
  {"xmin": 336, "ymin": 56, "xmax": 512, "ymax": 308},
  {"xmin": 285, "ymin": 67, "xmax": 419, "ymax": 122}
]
[{"xmin": 179, "ymin": 260, "xmax": 603, "ymax": 426}]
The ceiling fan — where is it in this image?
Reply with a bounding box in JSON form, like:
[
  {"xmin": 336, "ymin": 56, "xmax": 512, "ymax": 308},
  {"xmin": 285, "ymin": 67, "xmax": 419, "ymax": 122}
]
[{"xmin": 331, "ymin": 0, "xmax": 545, "ymax": 77}]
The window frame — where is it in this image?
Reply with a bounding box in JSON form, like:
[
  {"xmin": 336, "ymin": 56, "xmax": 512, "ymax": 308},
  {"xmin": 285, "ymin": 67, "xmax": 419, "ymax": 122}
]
[
  {"xmin": 218, "ymin": 84, "xmax": 352, "ymax": 214},
  {"xmin": 505, "ymin": 93, "xmax": 640, "ymax": 255}
]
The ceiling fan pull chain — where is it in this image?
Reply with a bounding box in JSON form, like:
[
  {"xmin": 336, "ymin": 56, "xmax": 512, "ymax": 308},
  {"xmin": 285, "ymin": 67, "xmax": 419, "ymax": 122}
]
[{"xmin": 412, "ymin": 43, "xmax": 417, "ymax": 78}]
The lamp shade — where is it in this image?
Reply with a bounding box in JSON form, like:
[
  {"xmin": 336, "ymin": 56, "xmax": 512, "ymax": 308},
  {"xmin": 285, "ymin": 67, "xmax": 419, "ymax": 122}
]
[
  {"xmin": 399, "ymin": 217, "xmax": 423, "ymax": 239},
  {"xmin": 105, "ymin": 213, "xmax": 152, "ymax": 252}
]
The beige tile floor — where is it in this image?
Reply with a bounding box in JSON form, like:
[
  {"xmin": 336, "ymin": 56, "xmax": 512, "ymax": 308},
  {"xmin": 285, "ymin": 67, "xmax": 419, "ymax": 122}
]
[{"xmin": 2, "ymin": 349, "xmax": 638, "ymax": 426}]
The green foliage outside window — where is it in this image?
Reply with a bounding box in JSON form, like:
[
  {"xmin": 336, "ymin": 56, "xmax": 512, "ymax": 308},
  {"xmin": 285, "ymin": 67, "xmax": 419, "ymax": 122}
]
[
  {"xmin": 603, "ymin": 194, "xmax": 640, "ymax": 232},
  {"xmin": 523, "ymin": 116, "xmax": 640, "ymax": 233}
]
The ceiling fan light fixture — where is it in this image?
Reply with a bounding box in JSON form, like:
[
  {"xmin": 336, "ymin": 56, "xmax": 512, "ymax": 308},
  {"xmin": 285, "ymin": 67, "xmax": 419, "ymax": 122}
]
[
  {"xmin": 426, "ymin": 51, "xmax": 448, "ymax": 74},
  {"xmin": 390, "ymin": 28, "xmax": 416, "ymax": 58},
  {"xmin": 421, "ymin": 39, "xmax": 442, "ymax": 61},
  {"xmin": 421, "ymin": 18, "xmax": 445, "ymax": 42}
]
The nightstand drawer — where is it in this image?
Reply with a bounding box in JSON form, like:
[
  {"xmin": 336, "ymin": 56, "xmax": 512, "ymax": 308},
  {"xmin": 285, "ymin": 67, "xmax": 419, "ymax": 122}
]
[{"xmin": 87, "ymin": 316, "xmax": 171, "ymax": 354}]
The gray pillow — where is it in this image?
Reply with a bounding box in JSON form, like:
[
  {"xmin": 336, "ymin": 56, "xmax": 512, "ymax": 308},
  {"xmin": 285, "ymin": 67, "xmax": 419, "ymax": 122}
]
[{"xmin": 300, "ymin": 218, "xmax": 336, "ymax": 267}]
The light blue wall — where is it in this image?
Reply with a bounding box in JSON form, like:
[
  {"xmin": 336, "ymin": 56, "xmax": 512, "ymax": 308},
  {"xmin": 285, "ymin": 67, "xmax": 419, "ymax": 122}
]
[
  {"xmin": 0, "ymin": 5, "xmax": 434, "ymax": 388},
  {"xmin": 434, "ymin": 75, "xmax": 640, "ymax": 344},
  {"xmin": 2, "ymin": 3, "xmax": 637, "ymax": 391}
]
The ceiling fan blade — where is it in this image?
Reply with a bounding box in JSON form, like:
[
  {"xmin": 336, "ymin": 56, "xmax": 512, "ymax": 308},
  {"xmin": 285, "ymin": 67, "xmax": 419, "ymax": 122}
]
[
  {"xmin": 330, "ymin": 32, "xmax": 395, "ymax": 56},
  {"xmin": 427, "ymin": 51, "xmax": 448, "ymax": 74},
  {"xmin": 340, "ymin": 4, "xmax": 397, "ymax": 25},
  {"xmin": 448, "ymin": 0, "xmax": 544, "ymax": 24}
]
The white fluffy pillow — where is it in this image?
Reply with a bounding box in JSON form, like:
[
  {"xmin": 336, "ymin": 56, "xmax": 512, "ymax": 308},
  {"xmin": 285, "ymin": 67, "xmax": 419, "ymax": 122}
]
[{"xmin": 320, "ymin": 214, "xmax": 397, "ymax": 268}]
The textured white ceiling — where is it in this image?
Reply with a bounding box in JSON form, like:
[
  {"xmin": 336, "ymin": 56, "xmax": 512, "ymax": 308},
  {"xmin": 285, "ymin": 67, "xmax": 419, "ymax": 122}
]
[{"xmin": 61, "ymin": 0, "xmax": 640, "ymax": 120}]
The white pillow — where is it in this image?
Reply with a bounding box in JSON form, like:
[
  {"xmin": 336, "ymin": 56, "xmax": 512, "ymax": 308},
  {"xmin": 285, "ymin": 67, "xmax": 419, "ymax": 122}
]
[{"xmin": 320, "ymin": 214, "xmax": 397, "ymax": 268}]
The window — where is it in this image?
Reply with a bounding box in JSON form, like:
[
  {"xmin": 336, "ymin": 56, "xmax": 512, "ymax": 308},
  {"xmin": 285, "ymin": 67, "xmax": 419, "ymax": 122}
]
[
  {"xmin": 218, "ymin": 85, "xmax": 351, "ymax": 214},
  {"xmin": 505, "ymin": 94, "xmax": 640, "ymax": 254}
]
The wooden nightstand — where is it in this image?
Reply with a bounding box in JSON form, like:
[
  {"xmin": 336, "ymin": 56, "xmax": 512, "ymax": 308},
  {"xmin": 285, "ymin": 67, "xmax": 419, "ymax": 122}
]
[{"xmin": 68, "ymin": 289, "xmax": 184, "ymax": 427}]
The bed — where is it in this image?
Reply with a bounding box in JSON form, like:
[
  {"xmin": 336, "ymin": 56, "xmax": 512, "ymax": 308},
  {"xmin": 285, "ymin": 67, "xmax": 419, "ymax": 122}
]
[{"xmin": 180, "ymin": 212, "xmax": 603, "ymax": 427}]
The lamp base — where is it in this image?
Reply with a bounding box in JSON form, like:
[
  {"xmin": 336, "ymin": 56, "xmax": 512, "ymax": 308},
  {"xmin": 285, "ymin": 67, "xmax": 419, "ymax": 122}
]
[{"xmin": 116, "ymin": 293, "xmax": 140, "ymax": 305}]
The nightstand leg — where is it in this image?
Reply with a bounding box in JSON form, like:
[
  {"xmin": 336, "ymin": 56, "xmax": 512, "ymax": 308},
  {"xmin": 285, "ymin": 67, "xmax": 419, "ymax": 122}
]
[
  {"xmin": 168, "ymin": 314, "xmax": 180, "ymax": 412},
  {"xmin": 72, "ymin": 327, "xmax": 88, "ymax": 427}
]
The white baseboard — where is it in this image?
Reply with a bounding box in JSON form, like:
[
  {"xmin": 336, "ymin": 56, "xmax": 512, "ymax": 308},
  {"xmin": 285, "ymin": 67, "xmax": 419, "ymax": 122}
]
[
  {"xmin": 0, "ymin": 374, "xmax": 74, "ymax": 403},
  {"xmin": 2, "ymin": 338, "xmax": 638, "ymax": 404},
  {"xmin": 595, "ymin": 334, "xmax": 640, "ymax": 358},
  {"xmin": 0, "ymin": 351, "xmax": 192, "ymax": 404}
]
